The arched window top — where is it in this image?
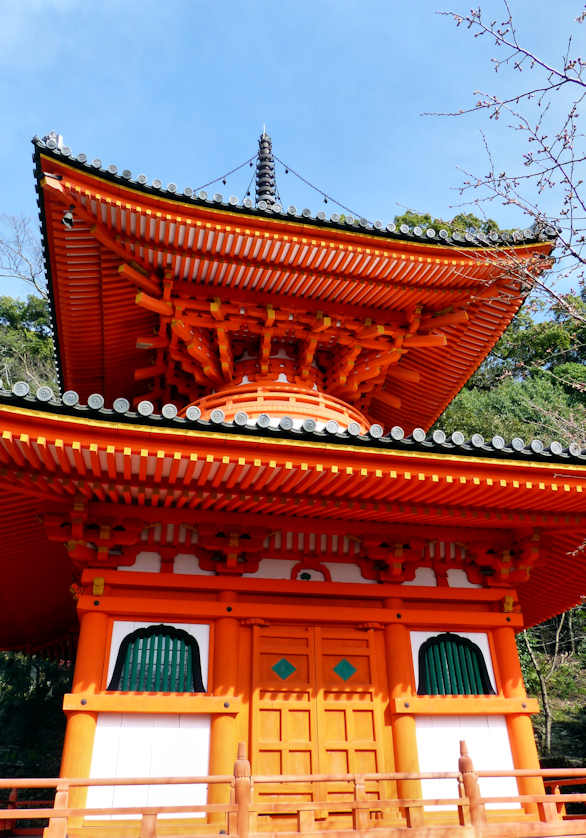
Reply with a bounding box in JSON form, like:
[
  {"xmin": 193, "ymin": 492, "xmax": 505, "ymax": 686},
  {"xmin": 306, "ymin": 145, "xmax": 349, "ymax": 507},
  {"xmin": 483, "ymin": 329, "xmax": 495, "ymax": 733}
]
[
  {"xmin": 417, "ymin": 632, "xmax": 495, "ymax": 696},
  {"xmin": 108, "ymin": 624, "xmax": 205, "ymax": 693}
]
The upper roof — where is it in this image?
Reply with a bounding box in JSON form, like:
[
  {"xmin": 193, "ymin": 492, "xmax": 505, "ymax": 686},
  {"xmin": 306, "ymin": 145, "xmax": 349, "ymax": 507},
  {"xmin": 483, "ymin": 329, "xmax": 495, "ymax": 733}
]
[{"xmin": 33, "ymin": 137, "xmax": 556, "ymax": 433}]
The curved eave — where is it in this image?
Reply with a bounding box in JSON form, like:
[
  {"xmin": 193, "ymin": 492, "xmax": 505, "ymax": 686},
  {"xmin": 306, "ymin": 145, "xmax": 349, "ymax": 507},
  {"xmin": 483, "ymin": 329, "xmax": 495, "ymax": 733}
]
[
  {"xmin": 34, "ymin": 143, "xmax": 555, "ymax": 432},
  {"xmin": 33, "ymin": 138, "xmax": 557, "ymax": 249},
  {"xmin": 0, "ymin": 401, "xmax": 584, "ymax": 634}
]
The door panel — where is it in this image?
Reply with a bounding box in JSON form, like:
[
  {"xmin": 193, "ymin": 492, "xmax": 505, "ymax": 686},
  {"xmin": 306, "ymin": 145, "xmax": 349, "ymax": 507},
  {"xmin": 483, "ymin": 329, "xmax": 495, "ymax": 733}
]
[
  {"xmin": 251, "ymin": 624, "xmax": 392, "ymax": 821},
  {"xmin": 252, "ymin": 626, "xmax": 318, "ymax": 804}
]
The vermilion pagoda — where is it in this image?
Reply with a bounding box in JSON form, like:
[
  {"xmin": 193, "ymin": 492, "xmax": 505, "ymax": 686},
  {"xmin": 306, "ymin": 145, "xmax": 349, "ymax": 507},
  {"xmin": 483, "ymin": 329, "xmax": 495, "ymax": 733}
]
[{"xmin": 0, "ymin": 132, "xmax": 585, "ymax": 837}]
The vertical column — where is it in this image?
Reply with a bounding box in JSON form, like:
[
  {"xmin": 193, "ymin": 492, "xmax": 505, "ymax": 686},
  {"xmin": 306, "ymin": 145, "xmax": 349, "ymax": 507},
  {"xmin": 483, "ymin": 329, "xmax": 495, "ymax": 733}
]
[
  {"xmin": 208, "ymin": 591, "xmax": 239, "ymax": 823},
  {"xmin": 384, "ymin": 600, "xmax": 422, "ymax": 809},
  {"xmin": 60, "ymin": 609, "xmax": 109, "ymax": 812},
  {"xmin": 493, "ymin": 625, "xmax": 543, "ymax": 808}
]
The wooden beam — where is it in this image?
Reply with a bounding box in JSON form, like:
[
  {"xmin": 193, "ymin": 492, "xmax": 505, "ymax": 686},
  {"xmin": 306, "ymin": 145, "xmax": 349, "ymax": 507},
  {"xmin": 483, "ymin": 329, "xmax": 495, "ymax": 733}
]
[
  {"xmin": 118, "ymin": 263, "xmax": 161, "ymax": 296},
  {"xmin": 372, "ymin": 391, "xmax": 402, "ymax": 409},
  {"xmin": 386, "ymin": 366, "xmax": 421, "ymax": 384},
  {"xmin": 403, "ymin": 333, "xmax": 448, "ymax": 348},
  {"xmin": 135, "ymin": 292, "xmax": 172, "ymax": 317}
]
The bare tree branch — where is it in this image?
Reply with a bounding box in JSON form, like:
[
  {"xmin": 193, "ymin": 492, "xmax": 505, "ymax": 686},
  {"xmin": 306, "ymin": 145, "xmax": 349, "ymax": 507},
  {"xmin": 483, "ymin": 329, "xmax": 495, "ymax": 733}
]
[{"xmin": 0, "ymin": 215, "xmax": 46, "ymax": 299}]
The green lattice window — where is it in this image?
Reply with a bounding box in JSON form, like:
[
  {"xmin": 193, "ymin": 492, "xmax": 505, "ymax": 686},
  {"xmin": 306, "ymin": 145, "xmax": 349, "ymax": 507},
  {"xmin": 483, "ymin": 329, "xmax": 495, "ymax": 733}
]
[
  {"xmin": 107, "ymin": 625, "xmax": 205, "ymax": 692},
  {"xmin": 417, "ymin": 633, "xmax": 495, "ymax": 696}
]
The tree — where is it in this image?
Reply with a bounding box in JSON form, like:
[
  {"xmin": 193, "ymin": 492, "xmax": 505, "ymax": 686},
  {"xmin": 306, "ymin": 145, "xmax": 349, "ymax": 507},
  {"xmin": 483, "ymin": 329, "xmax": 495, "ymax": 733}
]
[
  {"xmin": 393, "ymin": 209, "xmax": 502, "ymax": 234},
  {"xmin": 437, "ymin": 290, "xmax": 586, "ymax": 447},
  {"xmin": 0, "ymin": 653, "xmax": 72, "ymax": 778},
  {"xmin": 0, "ymin": 296, "xmax": 57, "ymax": 392},
  {"xmin": 435, "ymin": 3, "xmax": 586, "ymax": 322},
  {"xmin": 0, "ymin": 215, "xmax": 46, "ymax": 299}
]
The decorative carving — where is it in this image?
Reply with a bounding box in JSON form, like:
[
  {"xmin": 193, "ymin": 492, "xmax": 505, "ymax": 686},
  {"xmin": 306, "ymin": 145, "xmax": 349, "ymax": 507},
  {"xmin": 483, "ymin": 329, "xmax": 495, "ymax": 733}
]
[
  {"xmin": 466, "ymin": 533, "xmax": 540, "ymax": 586},
  {"xmin": 195, "ymin": 526, "xmax": 272, "ymax": 575},
  {"xmin": 44, "ymin": 502, "xmax": 144, "ymax": 570},
  {"xmin": 358, "ymin": 538, "xmax": 424, "ymax": 583}
]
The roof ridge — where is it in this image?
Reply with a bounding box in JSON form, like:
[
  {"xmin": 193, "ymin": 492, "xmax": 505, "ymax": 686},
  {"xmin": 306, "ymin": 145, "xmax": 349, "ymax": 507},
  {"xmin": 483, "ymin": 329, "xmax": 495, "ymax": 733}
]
[
  {"xmin": 3, "ymin": 381, "xmax": 584, "ymax": 464},
  {"xmin": 32, "ymin": 136, "xmax": 557, "ymax": 248}
]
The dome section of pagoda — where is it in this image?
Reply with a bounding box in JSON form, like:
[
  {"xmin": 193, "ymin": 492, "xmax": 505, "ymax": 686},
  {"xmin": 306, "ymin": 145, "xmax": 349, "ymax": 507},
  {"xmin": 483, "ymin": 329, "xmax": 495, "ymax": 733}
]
[{"xmin": 182, "ymin": 381, "xmax": 371, "ymax": 432}]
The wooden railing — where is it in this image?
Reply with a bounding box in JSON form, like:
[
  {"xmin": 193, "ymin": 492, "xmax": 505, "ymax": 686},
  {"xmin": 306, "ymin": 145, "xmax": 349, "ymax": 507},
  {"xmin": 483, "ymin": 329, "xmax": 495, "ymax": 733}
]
[{"xmin": 1, "ymin": 741, "xmax": 586, "ymax": 837}]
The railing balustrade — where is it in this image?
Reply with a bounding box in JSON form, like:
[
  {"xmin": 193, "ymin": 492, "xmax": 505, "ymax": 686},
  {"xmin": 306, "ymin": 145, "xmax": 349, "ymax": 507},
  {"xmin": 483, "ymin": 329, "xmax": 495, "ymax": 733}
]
[{"xmin": 1, "ymin": 740, "xmax": 586, "ymax": 837}]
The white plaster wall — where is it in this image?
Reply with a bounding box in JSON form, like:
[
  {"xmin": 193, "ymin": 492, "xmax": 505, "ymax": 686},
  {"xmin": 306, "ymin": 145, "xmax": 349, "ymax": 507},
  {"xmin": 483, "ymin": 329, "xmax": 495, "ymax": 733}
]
[
  {"xmin": 402, "ymin": 567, "xmax": 437, "ymax": 587},
  {"xmin": 117, "ymin": 551, "xmax": 161, "ymax": 573},
  {"xmin": 410, "ymin": 631, "xmax": 496, "ymax": 694},
  {"xmin": 86, "ymin": 713, "xmax": 210, "ymax": 818},
  {"xmin": 242, "ymin": 559, "xmax": 297, "ymax": 578},
  {"xmin": 415, "ymin": 715, "xmax": 519, "ymax": 809},
  {"xmin": 324, "ymin": 561, "xmax": 377, "ymax": 584},
  {"xmin": 242, "ymin": 557, "xmax": 377, "ymax": 583},
  {"xmin": 447, "ymin": 568, "xmax": 481, "ymax": 588},
  {"xmin": 173, "ymin": 554, "xmax": 216, "ymax": 575},
  {"xmin": 107, "ymin": 621, "xmax": 209, "ymax": 691}
]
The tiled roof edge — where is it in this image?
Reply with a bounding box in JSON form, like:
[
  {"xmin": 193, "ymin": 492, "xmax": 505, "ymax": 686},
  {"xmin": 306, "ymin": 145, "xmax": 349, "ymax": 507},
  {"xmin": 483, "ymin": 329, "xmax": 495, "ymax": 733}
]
[
  {"xmin": 32, "ymin": 136, "xmax": 558, "ymax": 248},
  {"xmin": 32, "ymin": 142, "xmax": 64, "ymax": 396},
  {"xmin": 2, "ymin": 385, "xmax": 584, "ymax": 465}
]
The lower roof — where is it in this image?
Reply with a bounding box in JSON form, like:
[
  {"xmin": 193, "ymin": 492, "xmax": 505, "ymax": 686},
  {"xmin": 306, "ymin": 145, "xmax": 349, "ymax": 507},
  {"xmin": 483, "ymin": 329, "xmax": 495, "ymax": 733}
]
[{"xmin": 0, "ymin": 394, "xmax": 584, "ymax": 646}]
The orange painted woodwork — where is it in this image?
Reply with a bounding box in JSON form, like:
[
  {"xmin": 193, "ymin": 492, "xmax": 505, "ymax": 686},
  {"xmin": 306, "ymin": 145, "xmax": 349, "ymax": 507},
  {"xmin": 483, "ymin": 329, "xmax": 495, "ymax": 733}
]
[
  {"xmin": 251, "ymin": 624, "xmax": 393, "ymax": 828},
  {"xmin": 35, "ymin": 147, "xmax": 555, "ymax": 433},
  {"xmin": 384, "ymin": 620, "xmax": 422, "ymax": 807},
  {"xmin": 0, "ymin": 135, "xmax": 584, "ymax": 837},
  {"xmin": 208, "ymin": 595, "xmax": 240, "ymax": 821},
  {"xmin": 0, "ymin": 399, "xmax": 583, "ymax": 645}
]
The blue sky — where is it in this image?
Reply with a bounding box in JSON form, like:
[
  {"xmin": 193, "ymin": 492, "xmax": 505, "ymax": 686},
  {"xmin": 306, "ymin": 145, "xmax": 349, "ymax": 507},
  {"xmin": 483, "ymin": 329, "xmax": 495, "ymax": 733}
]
[{"xmin": 1, "ymin": 0, "xmax": 581, "ymax": 297}]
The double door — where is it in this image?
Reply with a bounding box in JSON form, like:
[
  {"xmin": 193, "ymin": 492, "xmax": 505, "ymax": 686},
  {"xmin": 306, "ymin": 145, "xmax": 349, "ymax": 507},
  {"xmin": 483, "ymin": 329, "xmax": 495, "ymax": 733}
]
[{"xmin": 250, "ymin": 624, "xmax": 393, "ymax": 820}]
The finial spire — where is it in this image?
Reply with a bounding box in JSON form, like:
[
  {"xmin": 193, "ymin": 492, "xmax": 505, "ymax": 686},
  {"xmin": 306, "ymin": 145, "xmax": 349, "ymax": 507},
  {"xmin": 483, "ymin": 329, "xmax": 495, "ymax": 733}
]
[{"xmin": 255, "ymin": 130, "xmax": 277, "ymax": 206}]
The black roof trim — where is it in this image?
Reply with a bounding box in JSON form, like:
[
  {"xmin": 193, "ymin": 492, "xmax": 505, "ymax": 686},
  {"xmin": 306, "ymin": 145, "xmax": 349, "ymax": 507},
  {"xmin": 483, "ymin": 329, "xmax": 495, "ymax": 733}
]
[
  {"xmin": 32, "ymin": 136, "xmax": 557, "ymax": 249},
  {"xmin": 33, "ymin": 142, "xmax": 64, "ymax": 395},
  {"xmin": 2, "ymin": 386, "xmax": 584, "ymax": 466}
]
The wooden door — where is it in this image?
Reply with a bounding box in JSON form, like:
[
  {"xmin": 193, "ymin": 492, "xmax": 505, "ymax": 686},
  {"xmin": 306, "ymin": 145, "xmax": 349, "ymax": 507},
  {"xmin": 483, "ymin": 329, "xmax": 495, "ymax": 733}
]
[{"xmin": 251, "ymin": 624, "xmax": 392, "ymax": 824}]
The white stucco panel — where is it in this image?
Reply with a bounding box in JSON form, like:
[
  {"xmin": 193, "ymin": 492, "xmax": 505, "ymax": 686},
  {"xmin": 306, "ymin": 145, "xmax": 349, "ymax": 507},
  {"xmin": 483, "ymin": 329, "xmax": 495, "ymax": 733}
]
[
  {"xmin": 87, "ymin": 712, "xmax": 210, "ymax": 818},
  {"xmin": 415, "ymin": 715, "xmax": 519, "ymax": 809}
]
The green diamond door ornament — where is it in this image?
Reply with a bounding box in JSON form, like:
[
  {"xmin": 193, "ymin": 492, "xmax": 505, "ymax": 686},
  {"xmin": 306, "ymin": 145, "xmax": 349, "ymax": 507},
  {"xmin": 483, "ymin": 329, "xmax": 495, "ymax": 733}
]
[
  {"xmin": 272, "ymin": 658, "xmax": 296, "ymax": 680},
  {"xmin": 333, "ymin": 658, "xmax": 357, "ymax": 681}
]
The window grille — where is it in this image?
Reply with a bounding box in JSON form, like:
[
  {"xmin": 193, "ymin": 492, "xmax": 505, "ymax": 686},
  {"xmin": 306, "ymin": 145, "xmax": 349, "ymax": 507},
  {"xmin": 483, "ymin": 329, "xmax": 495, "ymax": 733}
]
[
  {"xmin": 108, "ymin": 625, "xmax": 205, "ymax": 692},
  {"xmin": 417, "ymin": 632, "xmax": 495, "ymax": 695}
]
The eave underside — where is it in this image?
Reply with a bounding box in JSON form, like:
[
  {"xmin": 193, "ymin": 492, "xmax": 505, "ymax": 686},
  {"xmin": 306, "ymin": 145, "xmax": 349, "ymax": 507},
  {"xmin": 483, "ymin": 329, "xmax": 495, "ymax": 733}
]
[
  {"xmin": 0, "ymin": 404, "xmax": 583, "ymax": 646},
  {"xmin": 36, "ymin": 153, "xmax": 554, "ymax": 432}
]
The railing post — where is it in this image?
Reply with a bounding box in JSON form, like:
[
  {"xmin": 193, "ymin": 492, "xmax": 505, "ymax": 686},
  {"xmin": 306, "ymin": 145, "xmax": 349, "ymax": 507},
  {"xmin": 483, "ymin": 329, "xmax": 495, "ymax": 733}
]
[
  {"xmin": 43, "ymin": 782, "xmax": 69, "ymax": 838},
  {"xmin": 458, "ymin": 741, "xmax": 485, "ymax": 827},
  {"xmin": 353, "ymin": 774, "xmax": 368, "ymax": 830},
  {"xmin": 536, "ymin": 786, "xmax": 558, "ymax": 823},
  {"xmin": 234, "ymin": 741, "xmax": 251, "ymax": 838},
  {"xmin": 140, "ymin": 813, "xmax": 157, "ymax": 837},
  {"xmin": 0, "ymin": 788, "xmax": 17, "ymax": 833},
  {"xmin": 553, "ymin": 782, "xmax": 565, "ymax": 818},
  {"xmin": 457, "ymin": 772, "xmax": 470, "ymax": 826}
]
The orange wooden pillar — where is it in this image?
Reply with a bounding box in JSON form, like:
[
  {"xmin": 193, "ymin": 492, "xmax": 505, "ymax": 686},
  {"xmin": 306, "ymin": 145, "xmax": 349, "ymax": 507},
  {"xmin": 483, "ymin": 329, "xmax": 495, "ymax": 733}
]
[
  {"xmin": 384, "ymin": 602, "xmax": 422, "ymax": 820},
  {"xmin": 60, "ymin": 609, "xmax": 109, "ymax": 814},
  {"xmin": 208, "ymin": 592, "xmax": 239, "ymax": 824},
  {"xmin": 493, "ymin": 626, "xmax": 543, "ymax": 812}
]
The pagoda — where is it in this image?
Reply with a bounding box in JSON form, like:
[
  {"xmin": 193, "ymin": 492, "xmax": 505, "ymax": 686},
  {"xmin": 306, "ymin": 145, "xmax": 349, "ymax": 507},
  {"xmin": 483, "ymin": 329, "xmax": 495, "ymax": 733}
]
[{"xmin": 0, "ymin": 130, "xmax": 585, "ymax": 836}]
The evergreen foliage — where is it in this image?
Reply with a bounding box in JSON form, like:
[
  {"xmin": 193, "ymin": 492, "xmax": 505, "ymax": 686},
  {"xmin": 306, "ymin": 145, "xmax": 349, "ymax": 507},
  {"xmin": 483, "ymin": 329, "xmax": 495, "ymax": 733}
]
[
  {"xmin": 0, "ymin": 653, "xmax": 72, "ymax": 778},
  {"xmin": 0, "ymin": 296, "xmax": 56, "ymax": 392}
]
